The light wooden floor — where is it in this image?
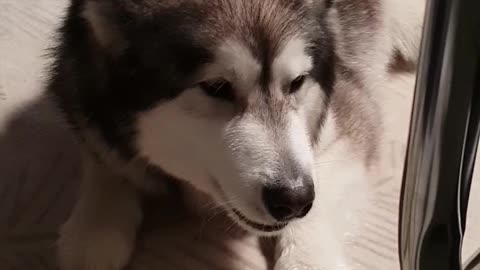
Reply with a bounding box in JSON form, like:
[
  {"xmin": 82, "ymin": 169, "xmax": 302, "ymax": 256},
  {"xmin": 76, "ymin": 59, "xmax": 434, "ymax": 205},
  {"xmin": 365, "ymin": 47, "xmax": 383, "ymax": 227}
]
[{"xmin": 1, "ymin": 1, "xmax": 479, "ymax": 269}]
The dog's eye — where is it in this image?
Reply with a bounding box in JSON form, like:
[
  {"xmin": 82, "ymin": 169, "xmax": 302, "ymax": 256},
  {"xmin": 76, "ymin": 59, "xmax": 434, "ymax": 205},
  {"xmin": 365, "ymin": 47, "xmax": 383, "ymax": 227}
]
[
  {"xmin": 289, "ymin": 75, "xmax": 306, "ymax": 94},
  {"xmin": 199, "ymin": 79, "xmax": 235, "ymax": 101}
]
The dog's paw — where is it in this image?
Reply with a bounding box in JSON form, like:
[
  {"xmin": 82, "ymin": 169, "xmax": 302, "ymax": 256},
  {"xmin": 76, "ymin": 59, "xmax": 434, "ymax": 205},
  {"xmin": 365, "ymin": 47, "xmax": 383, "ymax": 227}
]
[
  {"xmin": 274, "ymin": 263, "xmax": 353, "ymax": 270},
  {"xmin": 274, "ymin": 261, "xmax": 317, "ymax": 270},
  {"xmin": 274, "ymin": 256, "xmax": 320, "ymax": 270},
  {"xmin": 274, "ymin": 257, "xmax": 353, "ymax": 270},
  {"xmin": 58, "ymin": 224, "xmax": 135, "ymax": 270}
]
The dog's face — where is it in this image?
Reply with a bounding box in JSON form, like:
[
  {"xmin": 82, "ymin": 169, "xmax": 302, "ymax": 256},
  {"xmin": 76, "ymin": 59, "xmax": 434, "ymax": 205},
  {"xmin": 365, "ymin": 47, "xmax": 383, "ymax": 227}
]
[{"xmin": 83, "ymin": 0, "xmax": 335, "ymax": 235}]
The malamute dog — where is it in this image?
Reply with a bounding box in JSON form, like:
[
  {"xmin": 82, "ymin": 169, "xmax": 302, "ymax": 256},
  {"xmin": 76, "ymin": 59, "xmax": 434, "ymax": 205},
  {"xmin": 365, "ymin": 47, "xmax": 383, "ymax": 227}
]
[{"xmin": 48, "ymin": 0, "xmax": 424, "ymax": 269}]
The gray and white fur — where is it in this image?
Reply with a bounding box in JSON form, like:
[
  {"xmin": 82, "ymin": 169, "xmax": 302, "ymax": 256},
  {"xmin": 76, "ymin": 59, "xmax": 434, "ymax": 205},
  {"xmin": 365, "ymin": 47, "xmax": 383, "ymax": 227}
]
[{"xmin": 48, "ymin": 0, "xmax": 425, "ymax": 269}]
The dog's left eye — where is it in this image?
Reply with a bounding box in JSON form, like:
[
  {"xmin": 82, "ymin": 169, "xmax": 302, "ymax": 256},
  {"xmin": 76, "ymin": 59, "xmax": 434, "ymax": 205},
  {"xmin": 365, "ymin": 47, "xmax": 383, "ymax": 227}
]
[
  {"xmin": 289, "ymin": 75, "xmax": 306, "ymax": 94},
  {"xmin": 199, "ymin": 79, "xmax": 235, "ymax": 101}
]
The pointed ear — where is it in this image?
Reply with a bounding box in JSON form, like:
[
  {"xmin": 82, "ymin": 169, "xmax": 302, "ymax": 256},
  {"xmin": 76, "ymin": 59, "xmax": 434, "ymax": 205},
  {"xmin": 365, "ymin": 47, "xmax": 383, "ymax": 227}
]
[{"xmin": 81, "ymin": 0, "xmax": 127, "ymax": 54}]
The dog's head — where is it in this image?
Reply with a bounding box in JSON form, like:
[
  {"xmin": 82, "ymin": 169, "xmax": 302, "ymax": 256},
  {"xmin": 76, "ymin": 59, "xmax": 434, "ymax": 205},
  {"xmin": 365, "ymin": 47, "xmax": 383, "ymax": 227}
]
[{"xmin": 80, "ymin": 0, "xmax": 335, "ymax": 235}]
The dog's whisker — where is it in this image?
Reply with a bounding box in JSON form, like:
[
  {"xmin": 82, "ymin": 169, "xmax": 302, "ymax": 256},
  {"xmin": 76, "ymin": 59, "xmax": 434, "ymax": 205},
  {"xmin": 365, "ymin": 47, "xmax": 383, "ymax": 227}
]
[
  {"xmin": 224, "ymin": 218, "xmax": 239, "ymax": 234},
  {"xmin": 200, "ymin": 196, "xmax": 242, "ymax": 226},
  {"xmin": 313, "ymin": 160, "xmax": 347, "ymax": 167}
]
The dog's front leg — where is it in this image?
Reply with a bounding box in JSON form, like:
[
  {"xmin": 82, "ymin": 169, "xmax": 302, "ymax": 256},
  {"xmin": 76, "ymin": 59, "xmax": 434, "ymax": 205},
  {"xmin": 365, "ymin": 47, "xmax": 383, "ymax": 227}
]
[
  {"xmin": 273, "ymin": 218, "xmax": 353, "ymax": 270},
  {"xmin": 58, "ymin": 156, "xmax": 142, "ymax": 270}
]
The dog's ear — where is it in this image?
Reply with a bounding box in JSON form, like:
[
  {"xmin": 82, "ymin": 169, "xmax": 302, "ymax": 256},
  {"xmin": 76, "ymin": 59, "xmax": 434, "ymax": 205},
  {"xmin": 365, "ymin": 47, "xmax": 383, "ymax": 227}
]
[{"xmin": 81, "ymin": 0, "xmax": 127, "ymax": 55}]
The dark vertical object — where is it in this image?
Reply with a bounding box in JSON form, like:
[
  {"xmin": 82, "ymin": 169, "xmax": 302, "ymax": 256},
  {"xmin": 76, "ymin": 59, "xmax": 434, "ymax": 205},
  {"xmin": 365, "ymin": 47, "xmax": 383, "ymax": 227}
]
[{"xmin": 398, "ymin": 0, "xmax": 480, "ymax": 268}]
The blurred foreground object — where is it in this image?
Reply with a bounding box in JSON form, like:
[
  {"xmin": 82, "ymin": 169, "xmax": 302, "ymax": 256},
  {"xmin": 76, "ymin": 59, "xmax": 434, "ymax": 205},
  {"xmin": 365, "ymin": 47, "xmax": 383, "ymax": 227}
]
[{"xmin": 398, "ymin": 0, "xmax": 480, "ymax": 269}]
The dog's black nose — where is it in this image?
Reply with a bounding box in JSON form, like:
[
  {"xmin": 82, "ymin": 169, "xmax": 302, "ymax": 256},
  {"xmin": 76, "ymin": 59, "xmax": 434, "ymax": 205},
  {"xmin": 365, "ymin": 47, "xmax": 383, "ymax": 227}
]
[{"xmin": 262, "ymin": 180, "xmax": 315, "ymax": 222}]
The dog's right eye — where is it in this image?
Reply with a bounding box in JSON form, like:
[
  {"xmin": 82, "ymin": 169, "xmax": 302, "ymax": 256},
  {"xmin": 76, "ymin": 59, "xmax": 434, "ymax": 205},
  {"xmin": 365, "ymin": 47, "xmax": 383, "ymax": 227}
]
[{"xmin": 199, "ymin": 79, "xmax": 235, "ymax": 102}]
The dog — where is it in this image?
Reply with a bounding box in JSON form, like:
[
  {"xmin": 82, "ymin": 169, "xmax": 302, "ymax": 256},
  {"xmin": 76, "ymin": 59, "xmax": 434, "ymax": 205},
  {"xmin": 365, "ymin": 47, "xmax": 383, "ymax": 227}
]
[{"xmin": 47, "ymin": 0, "xmax": 425, "ymax": 269}]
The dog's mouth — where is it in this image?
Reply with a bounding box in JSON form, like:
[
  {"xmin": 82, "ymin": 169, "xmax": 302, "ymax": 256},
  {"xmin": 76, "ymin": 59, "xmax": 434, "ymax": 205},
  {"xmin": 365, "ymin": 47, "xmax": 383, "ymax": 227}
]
[
  {"xmin": 232, "ymin": 208, "xmax": 288, "ymax": 233},
  {"xmin": 212, "ymin": 178, "xmax": 287, "ymax": 233}
]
